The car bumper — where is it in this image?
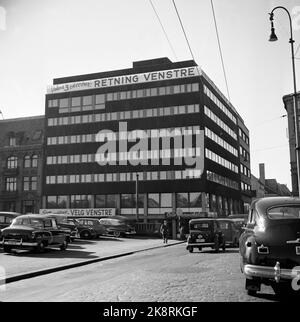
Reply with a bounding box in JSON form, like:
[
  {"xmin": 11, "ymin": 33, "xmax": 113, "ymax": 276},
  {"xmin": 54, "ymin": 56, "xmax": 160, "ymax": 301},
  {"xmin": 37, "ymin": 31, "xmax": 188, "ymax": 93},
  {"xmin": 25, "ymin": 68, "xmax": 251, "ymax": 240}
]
[
  {"xmin": 243, "ymin": 262, "xmax": 300, "ymax": 282},
  {"xmin": 1, "ymin": 239, "xmax": 39, "ymax": 247},
  {"xmin": 187, "ymin": 242, "xmax": 215, "ymax": 247},
  {"xmin": 125, "ymin": 231, "xmax": 136, "ymax": 235}
]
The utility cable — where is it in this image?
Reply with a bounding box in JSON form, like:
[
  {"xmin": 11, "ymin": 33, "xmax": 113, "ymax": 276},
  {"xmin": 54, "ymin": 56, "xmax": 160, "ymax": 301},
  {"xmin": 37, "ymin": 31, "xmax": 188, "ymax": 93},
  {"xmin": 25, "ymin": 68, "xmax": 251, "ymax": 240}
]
[
  {"xmin": 172, "ymin": 0, "xmax": 196, "ymax": 62},
  {"xmin": 149, "ymin": 0, "xmax": 178, "ymax": 60},
  {"xmin": 210, "ymin": 0, "xmax": 231, "ymax": 102}
]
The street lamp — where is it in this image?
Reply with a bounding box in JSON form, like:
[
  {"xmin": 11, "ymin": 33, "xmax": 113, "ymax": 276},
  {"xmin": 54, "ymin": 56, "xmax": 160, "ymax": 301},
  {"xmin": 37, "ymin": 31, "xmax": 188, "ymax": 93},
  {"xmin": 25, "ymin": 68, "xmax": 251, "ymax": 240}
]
[
  {"xmin": 135, "ymin": 173, "xmax": 139, "ymax": 221},
  {"xmin": 269, "ymin": 6, "xmax": 300, "ymax": 197}
]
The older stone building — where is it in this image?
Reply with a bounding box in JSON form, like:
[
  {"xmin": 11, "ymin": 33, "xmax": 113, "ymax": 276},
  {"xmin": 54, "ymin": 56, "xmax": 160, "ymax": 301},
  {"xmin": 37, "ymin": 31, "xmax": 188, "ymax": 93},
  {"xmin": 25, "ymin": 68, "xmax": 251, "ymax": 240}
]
[{"xmin": 0, "ymin": 116, "xmax": 44, "ymax": 213}]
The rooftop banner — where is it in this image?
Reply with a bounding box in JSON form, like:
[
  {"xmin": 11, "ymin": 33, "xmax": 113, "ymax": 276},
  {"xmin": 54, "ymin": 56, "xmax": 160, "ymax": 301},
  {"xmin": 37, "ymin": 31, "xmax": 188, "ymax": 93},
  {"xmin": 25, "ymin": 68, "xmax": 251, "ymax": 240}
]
[{"xmin": 47, "ymin": 66, "xmax": 201, "ymax": 94}]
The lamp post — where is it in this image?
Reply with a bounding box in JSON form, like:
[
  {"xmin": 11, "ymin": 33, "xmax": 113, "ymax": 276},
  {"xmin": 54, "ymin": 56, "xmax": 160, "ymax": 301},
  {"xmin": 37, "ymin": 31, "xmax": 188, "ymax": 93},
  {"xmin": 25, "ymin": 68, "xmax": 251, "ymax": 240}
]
[
  {"xmin": 135, "ymin": 173, "xmax": 139, "ymax": 221},
  {"xmin": 269, "ymin": 6, "xmax": 300, "ymax": 197}
]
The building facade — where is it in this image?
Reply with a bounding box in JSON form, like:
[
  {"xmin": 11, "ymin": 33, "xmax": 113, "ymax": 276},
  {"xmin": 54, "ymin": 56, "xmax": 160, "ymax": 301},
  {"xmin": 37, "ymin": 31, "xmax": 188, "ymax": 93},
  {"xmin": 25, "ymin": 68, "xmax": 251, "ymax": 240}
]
[
  {"xmin": 41, "ymin": 58, "xmax": 251, "ymax": 224},
  {"xmin": 251, "ymin": 163, "xmax": 291, "ymax": 198},
  {"xmin": 283, "ymin": 92, "xmax": 300, "ymax": 196},
  {"xmin": 0, "ymin": 116, "xmax": 44, "ymax": 213}
]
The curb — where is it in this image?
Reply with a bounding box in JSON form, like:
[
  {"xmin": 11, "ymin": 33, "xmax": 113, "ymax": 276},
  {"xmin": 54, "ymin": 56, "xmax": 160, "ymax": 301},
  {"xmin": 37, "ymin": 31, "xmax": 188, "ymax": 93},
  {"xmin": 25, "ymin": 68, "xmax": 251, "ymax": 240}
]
[{"xmin": 1, "ymin": 240, "xmax": 185, "ymax": 285}]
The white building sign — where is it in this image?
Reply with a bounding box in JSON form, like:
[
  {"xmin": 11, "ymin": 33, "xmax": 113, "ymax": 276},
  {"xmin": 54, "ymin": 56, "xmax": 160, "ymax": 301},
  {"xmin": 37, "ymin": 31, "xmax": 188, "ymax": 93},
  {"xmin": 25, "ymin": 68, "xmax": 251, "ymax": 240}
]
[
  {"xmin": 39, "ymin": 208, "xmax": 116, "ymax": 217},
  {"xmin": 47, "ymin": 66, "xmax": 201, "ymax": 94}
]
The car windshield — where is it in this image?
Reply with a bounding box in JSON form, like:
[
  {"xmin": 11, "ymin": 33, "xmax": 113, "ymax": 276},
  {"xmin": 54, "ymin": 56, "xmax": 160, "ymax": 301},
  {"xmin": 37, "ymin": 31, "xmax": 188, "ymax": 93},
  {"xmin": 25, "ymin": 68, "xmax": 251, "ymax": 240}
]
[
  {"xmin": 268, "ymin": 205, "xmax": 300, "ymax": 219},
  {"xmin": 12, "ymin": 218, "xmax": 44, "ymax": 228},
  {"xmin": 191, "ymin": 222, "xmax": 212, "ymax": 230}
]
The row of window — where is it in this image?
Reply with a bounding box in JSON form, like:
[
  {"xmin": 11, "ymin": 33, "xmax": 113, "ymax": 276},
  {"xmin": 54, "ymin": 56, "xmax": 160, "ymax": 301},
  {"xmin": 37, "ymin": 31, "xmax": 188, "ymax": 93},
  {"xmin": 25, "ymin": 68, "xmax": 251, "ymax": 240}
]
[
  {"xmin": 239, "ymin": 128, "xmax": 249, "ymax": 145},
  {"xmin": 6, "ymin": 155, "xmax": 38, "ymax": 169},
  {"xmin": 206, "ymin": 171, "xmax": 239, "ymax": 190},
  {"xmin": 204, "ymin": 106, "xmax": 237, "ymax": 140},
  {"xmin": 45, "ymin": 192, "xmax": 241, "ymax": 214},
  {"xmin": 203, "ymin": 85, "xmax": 237, "ymax": 124},
  {"xmin": 205, "ymin": 149, "xmax": 239, "ymax": 173},
  {"xmin": 48, "ymin": 83, "xmax": 200, "ymax": 114},
  {"xmin": 47, "ymin": 148, "xmax": 202, "ymax": 165},
  {"xmin": 4, "ymin": 176, "xmax": 37, "ymax": 192},
  {"xmin": 47, "ymin": 124, "xmax": 202, "ymax": 146},
  {"xmin": 47, "ymin": 103, "xmax": 200, "ymax": 127},
  {"xmin": 239, "ymin": 146, "xmax": 250, "ymax": 162},
  {"xmin": 241, "ymin": 182, "xmax": 251, "ymax": 191},
  {"xmin": 45, "ymin": 169, "xmax": 202, "ymax": 185},
  {"xmin": 240, "ymin": 164, "xmax": 251, "ymax": 178},
  {"xmin": 46, "ymin": 192, "xmax": 202, "ymax": 209},
  {"xmin": 204, "ymin": 127, "xmax": 238, "ymax": 157}
]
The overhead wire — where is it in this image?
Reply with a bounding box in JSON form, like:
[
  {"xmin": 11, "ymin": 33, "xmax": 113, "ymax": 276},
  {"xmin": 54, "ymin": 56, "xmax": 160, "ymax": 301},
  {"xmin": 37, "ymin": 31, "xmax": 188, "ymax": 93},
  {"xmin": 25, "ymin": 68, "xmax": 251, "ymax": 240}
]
[
  {"xmin": 149, "ymin": 0, "xmax": 178, "ymax": 60},
  {"xmin": 171, "ymin": 0, "xmax": 196, "ymax": 62},
  {"xmin": 210, "ymin": 0, "xmax": 231, "ymax": 102}
]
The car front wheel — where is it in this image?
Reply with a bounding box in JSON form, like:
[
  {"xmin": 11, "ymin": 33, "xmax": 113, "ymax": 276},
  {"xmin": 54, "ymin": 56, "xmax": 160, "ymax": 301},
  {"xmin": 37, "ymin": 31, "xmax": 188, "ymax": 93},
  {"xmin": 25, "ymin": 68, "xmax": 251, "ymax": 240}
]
[
  {"xmin": 80, "ymin": 230, "xmax": 91, "ymax": 239},
  {"xmin": 60, "ymin": 240, "xmax": 68, "ymax": 251},
  {"xmin": 36, "ymin": 242, "xmax": 46, "ymax": 253},
  {"xmin": 113, "ymin": 231, "xmax": 121, "ymax": 238},
  {"xmin": 3, "ymin": 245, "xmax": 12, "ymax": 253}
]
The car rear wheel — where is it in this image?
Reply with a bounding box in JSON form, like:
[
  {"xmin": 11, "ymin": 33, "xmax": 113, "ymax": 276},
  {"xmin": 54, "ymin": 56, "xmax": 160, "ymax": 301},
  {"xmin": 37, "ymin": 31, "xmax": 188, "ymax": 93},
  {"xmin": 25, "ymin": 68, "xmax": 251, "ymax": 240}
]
[
  {"xmin": 245, "ymin": 278, "xmax": 260, "ymax": 296},
  {"xmin": 272, "ymin": 283, "xmax": 299, "ymax": 298},
  {"xmin": 188, "ymin": 247, "xmax": 193, "ymax": 253},
  {"xmin": 198, "ymin": 247, "xmax": 202, "ymax": 251},
  {"xmin": 80, "ymin": 230, "xmax": 91, "ymax": 239}
]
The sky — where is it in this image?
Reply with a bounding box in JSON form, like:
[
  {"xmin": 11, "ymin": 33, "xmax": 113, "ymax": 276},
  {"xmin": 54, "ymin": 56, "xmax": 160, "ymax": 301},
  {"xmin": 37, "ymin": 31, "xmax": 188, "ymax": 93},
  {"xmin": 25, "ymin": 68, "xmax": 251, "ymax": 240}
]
[{"xmin": 0, "ymin": 0, "xmax": 299, "ymax": 190}]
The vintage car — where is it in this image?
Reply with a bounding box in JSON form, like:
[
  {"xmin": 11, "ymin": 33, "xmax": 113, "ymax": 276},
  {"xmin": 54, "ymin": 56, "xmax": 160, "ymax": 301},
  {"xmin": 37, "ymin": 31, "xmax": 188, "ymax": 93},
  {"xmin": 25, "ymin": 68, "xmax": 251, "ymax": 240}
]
[
  {"xmin": 0, "ymin": 212, "xmax": 21, "ymax": 234},
  {"xmin": 76, "ymin": 218, "xmax": 106, "ymax": 238},
  {"xmin": 99, "ymin": 216, "xmax": 136, "ymax": 238},
  {"xmin": 67, "ymin": 218, "xmax": 98, "ymax": 239},
  {"xmin": 219, "ymin": 218, "xmax": 243, "ymax": 247},
  {"xmin": 239, "ymin": 197, "xmax": 300, "ymax": 296},
  {"xmin": 0, "ymin": 214, "xmax": 68, "ymax": 253},
  {"xmin": 186, "ymin": 218, "xmax": 226, "ymax": 253},
  {"xmin": 43, "ymin": 213, "xmax": 79, "ymax": 242}
]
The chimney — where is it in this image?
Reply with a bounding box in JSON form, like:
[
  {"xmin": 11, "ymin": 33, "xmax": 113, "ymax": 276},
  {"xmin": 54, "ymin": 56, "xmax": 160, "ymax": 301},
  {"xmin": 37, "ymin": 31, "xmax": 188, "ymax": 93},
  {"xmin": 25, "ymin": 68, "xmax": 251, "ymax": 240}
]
[{"xmin": 259, "ymin": 163, "xmax": 265, "ymax": 185}]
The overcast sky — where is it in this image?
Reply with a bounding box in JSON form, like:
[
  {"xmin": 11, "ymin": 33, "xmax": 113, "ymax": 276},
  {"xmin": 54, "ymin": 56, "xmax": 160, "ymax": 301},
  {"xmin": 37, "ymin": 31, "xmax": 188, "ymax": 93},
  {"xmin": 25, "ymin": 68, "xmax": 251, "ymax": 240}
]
[{"xmin": 0, "ymin": 0, "xmax": 299, "ymax": 189}]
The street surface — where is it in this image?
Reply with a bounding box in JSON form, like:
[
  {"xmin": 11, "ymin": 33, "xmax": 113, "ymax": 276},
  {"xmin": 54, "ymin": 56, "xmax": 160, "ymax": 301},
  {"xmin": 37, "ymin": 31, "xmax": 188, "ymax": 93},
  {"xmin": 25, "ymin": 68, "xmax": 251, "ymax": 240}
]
[
  {"xmin": 0, "ymin": 242, "xmax": 277, "ymax": 302},
  {"xmin": 0, "ymin": 236, "xmax": 180, "ymax": 279}
]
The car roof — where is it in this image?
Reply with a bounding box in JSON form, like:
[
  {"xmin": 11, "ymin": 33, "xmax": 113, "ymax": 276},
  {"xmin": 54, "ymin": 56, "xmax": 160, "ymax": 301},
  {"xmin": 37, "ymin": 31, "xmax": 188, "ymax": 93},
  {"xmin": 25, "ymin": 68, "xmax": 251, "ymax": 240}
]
[
  {"xmin": 13, "ymin": 214, "xmax": 49, "ymax": 220},
  {"xmin": 254, "ymin": 197, "xmax": 300, "ymax": 214},
  {"xmin": 0, "ymin": 212, "xmax": 21, "ymax": 217},
  {"xmin": 189, "ymin": 218, "xmax": 216, "ymax": 223},
  {"xmin": 44, "ymin": 213, "xmax": 67, "ymax": 217}
]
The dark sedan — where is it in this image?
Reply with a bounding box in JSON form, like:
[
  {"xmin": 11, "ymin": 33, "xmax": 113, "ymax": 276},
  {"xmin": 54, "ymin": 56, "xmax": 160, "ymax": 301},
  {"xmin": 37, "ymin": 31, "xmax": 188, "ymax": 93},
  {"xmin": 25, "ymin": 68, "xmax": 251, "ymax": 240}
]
[
  {"xmin": 1, "ymin": 214, "xmax": 68, "ymax": 253},
  {"xmin": 239, "ymin": 197, "xmax": 300, "ymax": 297}
]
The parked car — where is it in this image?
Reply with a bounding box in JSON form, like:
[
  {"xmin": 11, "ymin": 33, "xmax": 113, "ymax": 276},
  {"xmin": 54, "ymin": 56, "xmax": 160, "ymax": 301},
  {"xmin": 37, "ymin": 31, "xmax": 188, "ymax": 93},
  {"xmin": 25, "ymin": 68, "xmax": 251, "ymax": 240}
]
[
  {"xmin": 0, "ymin": 212, "xmax": 21, "ymax": 237},
  {"xmin": 186, "ymin": 218, "xmax": 226, "ymax": 253},
  {"xmin": 0, "ymin": 214, "xmax": 68, "ymax": 253},
  {"xmin": 99, "ymin": 216, "xmax": 136, "ymax": 238},
  {"xmin": 76, "ymin": 218, "xmax": 106, "ymax": 238},
  {"xmin": 67, "ymin": 218, "xmax": 97, "ymax": 239},
  {"xmin": 218, "ymin": 218, "xmax": 242, "ymax": 247},
  {"xmin": 239, "ymin": 197, "xmax": 300, "ymax": 297},
  {"xmin": 43, "ymin": 213, "xmax": 78, "ymax": 242}
]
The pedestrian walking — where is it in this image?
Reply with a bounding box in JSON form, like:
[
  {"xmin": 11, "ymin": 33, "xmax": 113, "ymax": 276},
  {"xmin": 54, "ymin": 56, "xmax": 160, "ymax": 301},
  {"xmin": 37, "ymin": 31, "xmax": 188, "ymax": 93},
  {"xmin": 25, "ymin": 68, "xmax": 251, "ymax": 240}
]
[{"xmin": 160, "ymin": 220, "xmax": 169, "ymax": 244}]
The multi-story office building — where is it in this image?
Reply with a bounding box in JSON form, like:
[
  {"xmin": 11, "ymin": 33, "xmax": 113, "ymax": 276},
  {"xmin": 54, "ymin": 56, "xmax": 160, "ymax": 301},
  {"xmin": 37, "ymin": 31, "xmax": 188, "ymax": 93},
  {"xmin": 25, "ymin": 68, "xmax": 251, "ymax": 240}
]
[
  {"xmin": 0, "ymin": 116, "xmax": 44, "ymax": 213},
  {"xmin": 283, "ymin": 92, "xmax": 300, "ymax": 196},
  {"xmin": 42, "ymin": 57, "xmax": 250, "ymax": 226},
  {"xmin": 237, "ymin": 116, "xmax": 251, "ymax": 212}
]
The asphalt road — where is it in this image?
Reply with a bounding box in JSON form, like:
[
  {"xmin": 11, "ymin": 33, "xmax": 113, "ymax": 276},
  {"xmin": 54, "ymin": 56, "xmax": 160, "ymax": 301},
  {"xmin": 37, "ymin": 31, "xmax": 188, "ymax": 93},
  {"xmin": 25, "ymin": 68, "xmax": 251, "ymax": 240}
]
[
  {"xmin": 0, "ymin": 243, "xmax": 278, "ymax": 302},
  {"xmin": 0, "ymin": 237, "xmax": 181, "ymax": 280}
]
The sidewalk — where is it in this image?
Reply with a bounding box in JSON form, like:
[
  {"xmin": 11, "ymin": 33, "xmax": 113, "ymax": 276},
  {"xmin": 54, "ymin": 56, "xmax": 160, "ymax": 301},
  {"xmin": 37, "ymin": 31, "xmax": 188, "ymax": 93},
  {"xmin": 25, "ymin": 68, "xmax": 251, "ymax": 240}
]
[{"xmin": 0, "ymin": 237, "xmax": 184, "ymax": 282}]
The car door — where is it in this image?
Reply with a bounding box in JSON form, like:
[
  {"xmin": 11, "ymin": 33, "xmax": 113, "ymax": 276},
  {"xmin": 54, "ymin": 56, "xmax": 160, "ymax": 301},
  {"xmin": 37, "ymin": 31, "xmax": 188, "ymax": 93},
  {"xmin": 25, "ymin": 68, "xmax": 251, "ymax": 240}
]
[{"xmin": 47, "ymin": 219, "xmax": 64, "ymax": 244}]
